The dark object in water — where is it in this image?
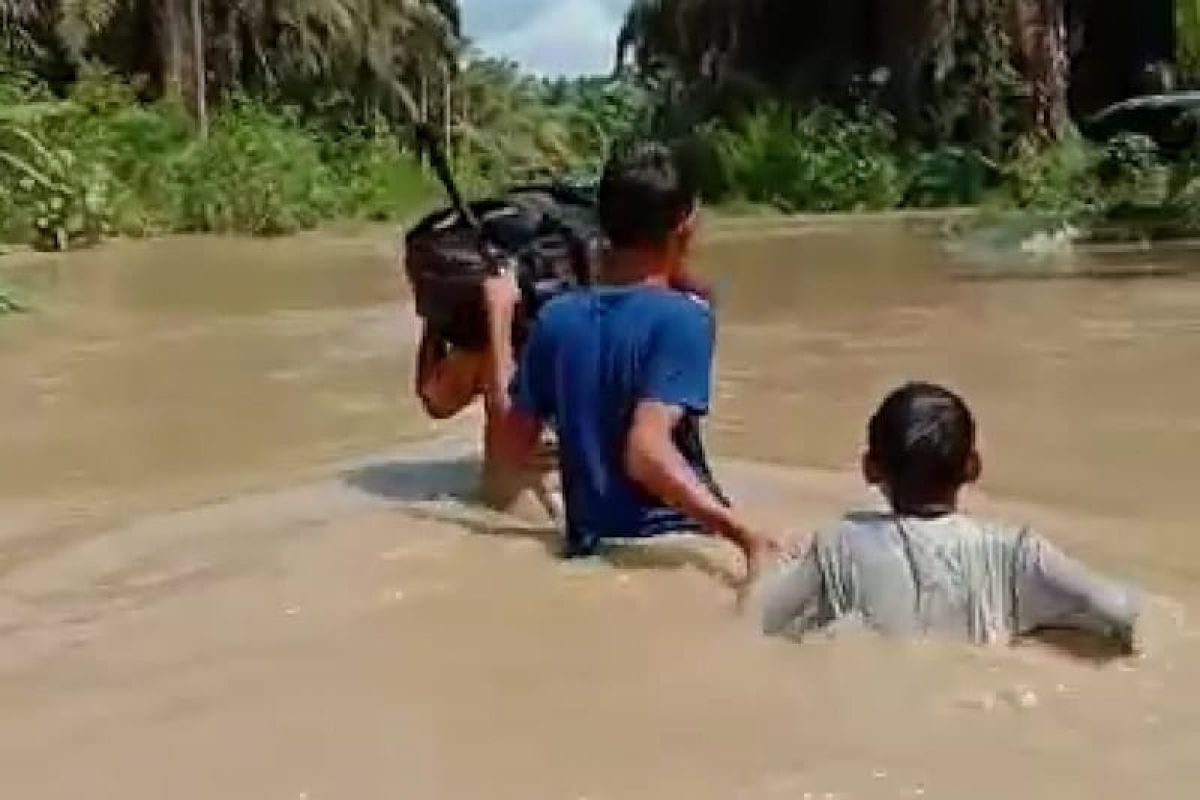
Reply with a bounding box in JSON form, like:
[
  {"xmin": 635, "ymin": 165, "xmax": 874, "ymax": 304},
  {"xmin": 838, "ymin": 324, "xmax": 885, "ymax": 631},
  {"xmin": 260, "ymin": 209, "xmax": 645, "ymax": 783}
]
[
  {"xmin": 1081, "ymin": 92, "xmax": 1200, "ymax": 155},
  {"xmin": 404, "ymin": 183, "xmax": 605, "ymax": 349}
]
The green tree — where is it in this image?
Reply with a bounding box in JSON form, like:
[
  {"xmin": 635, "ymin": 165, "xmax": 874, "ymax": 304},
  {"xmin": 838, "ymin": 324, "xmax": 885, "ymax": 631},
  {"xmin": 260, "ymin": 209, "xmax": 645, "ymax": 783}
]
[
  {"xmin": 2, "ymin": 0, "xmax": 460, "ymax": 127},
  {"xmin": 618, "ymin": 0, "xmax": 1071, "ymax": 145}
]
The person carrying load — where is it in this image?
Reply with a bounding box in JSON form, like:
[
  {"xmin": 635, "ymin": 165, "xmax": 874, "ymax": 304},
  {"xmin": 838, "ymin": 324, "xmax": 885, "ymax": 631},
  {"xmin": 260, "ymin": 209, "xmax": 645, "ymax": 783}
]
[
  {"xmin": 482, "ymin": 140, "xmax": 779, "ymax": 580},
  {"xmin": 406, "ymin": 182, "xmax": 601, "ymax": 522}
]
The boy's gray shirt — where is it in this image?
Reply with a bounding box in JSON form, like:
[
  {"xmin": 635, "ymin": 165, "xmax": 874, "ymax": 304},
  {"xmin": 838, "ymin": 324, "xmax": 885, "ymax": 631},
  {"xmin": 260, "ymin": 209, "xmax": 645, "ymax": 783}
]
[{"xmin": 760, "ymin": 497, "xmax": 1141, "ymax": 644}]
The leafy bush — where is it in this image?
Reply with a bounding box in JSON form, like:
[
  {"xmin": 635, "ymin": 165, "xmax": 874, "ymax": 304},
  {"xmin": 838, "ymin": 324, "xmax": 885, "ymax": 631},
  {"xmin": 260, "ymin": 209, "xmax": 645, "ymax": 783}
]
[
  {"xmin": 0, "ymin": 121, "xmax": 115, "ymax": 249},
  {"xmin": 0, "ymin": 69, "xmax": 433, "ymax": 247},
  {"xmin": 168, "ymin": 102, "xmax": 338, "ymax": 235},
  {"xmin": 60, "ymin": 70, "xmax": 192, "ymax": 235},
  {"xmin": 702, "ymin": 105, "xmax": 907, "ymax": 212},
  {"xmin": 1161, "ymin": 149, "xmax": 1200, "ymax": 233},
  {"xmin": 1095, "ymin": 133, "xmax": 1170, "ymax": 208},
  {"xmin": 1000, "ymin": 132, "xmax": 1103, "ymax": 222},
  {"xmin": 996, "ymin": 131, "xmax": 1200, "ymax": 239},
  {"xmin": 328, "ymin": 136, "xmax": 434, "ymax": 221},
  {"xmin": 905, "ymin": 145, "xmax": 989, "ymax": 207}
]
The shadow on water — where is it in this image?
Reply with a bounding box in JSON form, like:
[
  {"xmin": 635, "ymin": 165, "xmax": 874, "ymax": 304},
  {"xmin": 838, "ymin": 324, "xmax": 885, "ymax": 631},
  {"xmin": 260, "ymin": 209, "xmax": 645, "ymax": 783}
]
[
  {"xmin": 344, "ymin": 456, "xmax": 562, "ymax": 558},
  {"xmin": 342, "ymin": 456, "xmax": 740, "ymax": 587},
  {"xmin": 344, "ymin": 456, "xmax": 480, "ymax": 504}
]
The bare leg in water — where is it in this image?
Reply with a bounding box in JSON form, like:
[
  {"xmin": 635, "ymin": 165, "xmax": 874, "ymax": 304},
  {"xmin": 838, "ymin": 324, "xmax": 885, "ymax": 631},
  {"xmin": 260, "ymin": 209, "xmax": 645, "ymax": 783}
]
[
  {"xmin": 480, "ymin": 417, "xmax": 562, "ymax": 525},
  {"xmin": 416, "ymin": 325, "xmax": 561, "ymax": 526}
]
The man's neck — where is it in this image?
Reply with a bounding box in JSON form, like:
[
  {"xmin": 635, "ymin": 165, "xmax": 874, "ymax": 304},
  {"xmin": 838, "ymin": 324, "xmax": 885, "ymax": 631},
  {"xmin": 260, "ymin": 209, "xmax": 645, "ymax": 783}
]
[{"xmin": 602, "ymin": 248, "xmax": 672, "ymax": 288}]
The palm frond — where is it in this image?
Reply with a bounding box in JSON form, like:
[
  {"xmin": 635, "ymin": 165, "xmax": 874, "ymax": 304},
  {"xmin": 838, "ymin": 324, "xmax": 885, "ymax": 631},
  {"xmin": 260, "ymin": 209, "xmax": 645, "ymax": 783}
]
[{"xmin": 55, "ymin": 0, "xmax": 122, "ymax": 58}]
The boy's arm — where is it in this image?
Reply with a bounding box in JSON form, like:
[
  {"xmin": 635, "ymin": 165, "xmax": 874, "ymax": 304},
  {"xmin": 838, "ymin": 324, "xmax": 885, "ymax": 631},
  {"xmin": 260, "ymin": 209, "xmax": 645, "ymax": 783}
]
[
  {"xmin": 1014, "ymin": 533, "xmax": 1143, "ymax": 652},
  {"xmin": 757, "ymin": 541, "xmax": 827, "ymax": 636}
]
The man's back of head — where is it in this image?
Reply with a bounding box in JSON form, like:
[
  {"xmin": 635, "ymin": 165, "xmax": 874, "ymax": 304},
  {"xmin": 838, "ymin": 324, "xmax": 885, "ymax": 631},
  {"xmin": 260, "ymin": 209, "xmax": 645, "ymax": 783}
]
[{"xmin": 598, "ymin": 141, "xmax": 698, "ymax": 253}]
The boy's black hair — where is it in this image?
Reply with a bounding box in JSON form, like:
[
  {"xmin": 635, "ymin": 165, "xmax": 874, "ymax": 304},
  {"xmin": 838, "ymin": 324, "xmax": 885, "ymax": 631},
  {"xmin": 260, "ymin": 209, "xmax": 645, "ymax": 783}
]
[
  {"xmin": 868, "ymin": 382, "xmax": 976, "ymax": 510},
  {"xmin": 597, "ymin": 140, "xmax": 698, "ymax": 249}
]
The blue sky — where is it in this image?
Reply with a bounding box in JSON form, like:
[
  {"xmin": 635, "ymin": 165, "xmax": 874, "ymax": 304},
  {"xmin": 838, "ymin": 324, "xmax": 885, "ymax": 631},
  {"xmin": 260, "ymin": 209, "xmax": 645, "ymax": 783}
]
[{"xmin": 460, "ymin": 0, "xmax": 632, "ymax": 77}]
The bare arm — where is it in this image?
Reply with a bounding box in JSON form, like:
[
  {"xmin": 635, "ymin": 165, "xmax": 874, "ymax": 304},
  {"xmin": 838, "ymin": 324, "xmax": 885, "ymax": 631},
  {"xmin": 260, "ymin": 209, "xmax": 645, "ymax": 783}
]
[
  {"xmin": 625, "ymin": 400, "xmax": 774, "ymax": 574},
  {"xmin": 481, "ymin": 272, "xmax": 542, "ymax": 465}
]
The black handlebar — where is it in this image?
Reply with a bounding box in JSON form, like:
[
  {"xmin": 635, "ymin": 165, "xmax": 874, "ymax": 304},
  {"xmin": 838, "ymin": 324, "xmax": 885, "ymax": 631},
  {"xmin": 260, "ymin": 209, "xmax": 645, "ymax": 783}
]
[{"xmin": 412, "ymin": 122, "xmax": 507, "ymax": 276}]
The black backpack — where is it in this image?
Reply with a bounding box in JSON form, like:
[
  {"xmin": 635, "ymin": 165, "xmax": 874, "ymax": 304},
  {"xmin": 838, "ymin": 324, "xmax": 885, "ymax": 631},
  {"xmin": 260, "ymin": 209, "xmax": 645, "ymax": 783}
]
[{"xmin": 404, "ymin": 183, "xmax": 605, "ymax": 349}]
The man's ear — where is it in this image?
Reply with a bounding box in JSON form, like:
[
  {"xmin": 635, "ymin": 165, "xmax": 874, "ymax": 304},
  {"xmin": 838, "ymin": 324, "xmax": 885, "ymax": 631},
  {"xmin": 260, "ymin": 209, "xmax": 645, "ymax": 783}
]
[
  {"xmin": 963, "ymin": 451, "xmax": 982, "ymax": 485},
  {"xmin": 674, "ymin": 205, "xmax": 699, "ymax": 245}
]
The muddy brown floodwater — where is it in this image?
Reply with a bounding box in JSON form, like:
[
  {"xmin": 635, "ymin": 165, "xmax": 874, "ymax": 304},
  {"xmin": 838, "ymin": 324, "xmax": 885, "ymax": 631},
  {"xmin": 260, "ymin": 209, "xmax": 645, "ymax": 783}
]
[{"xmin": 1, "ymin": 219, "xmax": 1198, "ymax": 799}]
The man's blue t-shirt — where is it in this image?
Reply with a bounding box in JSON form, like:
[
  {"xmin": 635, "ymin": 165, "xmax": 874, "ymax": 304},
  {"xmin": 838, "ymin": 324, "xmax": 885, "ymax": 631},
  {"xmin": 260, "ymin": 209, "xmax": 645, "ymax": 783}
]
[{"xmin": 511, "ymin": 285, "xmax": 723, "ymax": 556}]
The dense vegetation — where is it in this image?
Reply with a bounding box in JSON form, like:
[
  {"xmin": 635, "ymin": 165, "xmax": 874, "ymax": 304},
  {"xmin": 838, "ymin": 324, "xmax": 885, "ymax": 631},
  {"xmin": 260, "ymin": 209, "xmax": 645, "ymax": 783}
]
[
  {"xmin": 2, "ymin": 0, "xmax": 1200, "ymax": 253},
  {"xmin": 0, "ymin": 0, "xmax": 645, "ymax": 249},
  {"xmin": 0, "ymin": 59, "xmax": 643, "ymax": 248},
  {"xmin": 686, "ymin": 105, "xmax": 1200, "ymax": 240},
  {"xmin": 1, "ymin": 66, "xmax": 431, "ymax": 247},
  {"xmin": 622, "ymin": 0, "xmax": 1200, "ymax": 236}
]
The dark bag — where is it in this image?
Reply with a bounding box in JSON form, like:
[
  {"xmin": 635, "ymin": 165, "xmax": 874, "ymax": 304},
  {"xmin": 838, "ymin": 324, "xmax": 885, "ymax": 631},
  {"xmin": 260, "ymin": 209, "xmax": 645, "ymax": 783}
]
[{"xmin": 404, "ymin": 183, "xmax": 605, "ymax": 350}]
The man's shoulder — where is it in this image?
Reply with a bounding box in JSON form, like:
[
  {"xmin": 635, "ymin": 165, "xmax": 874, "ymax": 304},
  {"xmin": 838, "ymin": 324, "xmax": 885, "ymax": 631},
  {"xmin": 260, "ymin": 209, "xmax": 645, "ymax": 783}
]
[
  {"xmin": 628, "ymin": 288, "xmax": 714, "ymax": 336},
  {"xmin": 535, "ymin": 291, "xmax": 590, "ymax": 330},
  {"xmin": 648, "ymin": 286, "xmax": 713, "ymax": 315},
  {"xmin": 542, "ymin": 286, "xmax": 711, "ymax": 327}
]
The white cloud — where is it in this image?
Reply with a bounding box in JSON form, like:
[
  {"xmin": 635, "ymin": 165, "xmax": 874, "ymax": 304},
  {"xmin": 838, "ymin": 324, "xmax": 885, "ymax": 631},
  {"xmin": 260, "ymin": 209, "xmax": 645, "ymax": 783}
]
[{"xmin": 461, "ymin": 0, "xmax": 630, "ymax": 76}]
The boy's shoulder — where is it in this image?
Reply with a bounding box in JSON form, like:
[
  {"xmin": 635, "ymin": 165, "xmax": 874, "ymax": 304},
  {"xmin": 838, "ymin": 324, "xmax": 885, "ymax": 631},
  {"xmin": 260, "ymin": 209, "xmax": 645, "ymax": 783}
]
[{"xmin": 823, "ymin": 498, "xmax": 1029, "ymax": 549}]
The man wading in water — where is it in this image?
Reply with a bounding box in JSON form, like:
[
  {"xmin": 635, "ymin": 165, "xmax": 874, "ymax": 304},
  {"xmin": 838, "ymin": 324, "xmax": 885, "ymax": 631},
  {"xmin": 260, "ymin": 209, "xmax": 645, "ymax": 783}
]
[{"xmin": 481, "ymin": 141, "xmax": 778, "ymax": 580}]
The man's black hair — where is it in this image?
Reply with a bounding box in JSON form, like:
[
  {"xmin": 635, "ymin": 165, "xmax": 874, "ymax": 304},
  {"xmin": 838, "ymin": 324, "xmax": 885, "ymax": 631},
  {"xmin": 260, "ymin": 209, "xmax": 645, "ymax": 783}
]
[
  {"xmin": 597, "ymin": 140, "xmax": 698, "ymax": 249},
  {"xmin": 868, "ymin": 382, "xmax": 976, "ymax": 510}
]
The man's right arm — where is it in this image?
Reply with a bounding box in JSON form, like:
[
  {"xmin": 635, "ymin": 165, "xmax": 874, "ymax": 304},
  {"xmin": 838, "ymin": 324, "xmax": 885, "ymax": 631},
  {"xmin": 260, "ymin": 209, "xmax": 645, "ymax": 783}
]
[
  {"xmin": 626, "ymin": 401, "xmax": 765, "ymax": 559},
  {"xmin": 626, "ymin": 301, "xmax": 777, "ymax": 578}
]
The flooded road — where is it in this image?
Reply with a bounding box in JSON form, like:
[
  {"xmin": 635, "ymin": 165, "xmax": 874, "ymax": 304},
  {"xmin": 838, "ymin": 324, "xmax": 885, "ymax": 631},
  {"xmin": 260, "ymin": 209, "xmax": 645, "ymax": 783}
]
[
  {"xmin": 1, "ymin": 220, "xmax": 1198, "ymax": 799},
  {"xmin": 0, "ymin": 228, "xmax": 435, "ymax": 529}
]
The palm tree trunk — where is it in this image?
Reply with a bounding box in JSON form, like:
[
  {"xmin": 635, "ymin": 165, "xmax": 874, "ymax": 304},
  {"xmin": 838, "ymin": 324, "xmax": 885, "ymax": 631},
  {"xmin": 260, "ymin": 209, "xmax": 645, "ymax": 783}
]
[
  {"xmin": 158, "ymin": 0, "xmax": 201, "ymax": 122},
  {"xmin": 159, "ymin": 0, "xmax": 185, "ymax": 101},
  {"xmin": 191, "ymin": 0, "xmax": 207, "ymax": 137},
  {"xmin": 1012, "ymin": 0, "xmax": 1070, "ymax": 138}
]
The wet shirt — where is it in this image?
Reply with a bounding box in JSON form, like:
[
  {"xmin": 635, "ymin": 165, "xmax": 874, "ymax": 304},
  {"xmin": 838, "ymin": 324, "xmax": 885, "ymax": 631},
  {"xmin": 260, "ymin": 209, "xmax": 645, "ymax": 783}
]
[
  {"xmin": 510, "ymin": 285, "xmax": 722, "ymax": 556},
  {"xmin": 760, "ymin": 498, "xmax": 1142, "ymax": 645}
]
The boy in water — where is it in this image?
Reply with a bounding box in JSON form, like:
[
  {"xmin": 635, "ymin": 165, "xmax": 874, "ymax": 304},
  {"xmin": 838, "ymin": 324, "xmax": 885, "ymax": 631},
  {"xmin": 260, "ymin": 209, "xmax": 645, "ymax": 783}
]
[{"xmin": 759, "ymin": 382, "xmax": 1142, "ymax": 650}]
